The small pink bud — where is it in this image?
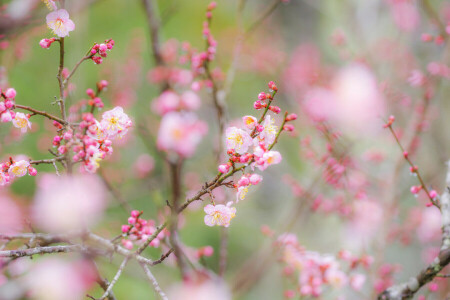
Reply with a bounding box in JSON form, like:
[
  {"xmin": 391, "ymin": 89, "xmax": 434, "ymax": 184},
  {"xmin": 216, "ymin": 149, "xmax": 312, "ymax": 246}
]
[
  {"xmin": 4, "ymin": 100, "xmax": 13, "ymax": 109},
  {"xmin": 1, "ymin": 112, "xmax": 12, "ymax": 122},
  {"xmin": 58, "ymin": 145, "xmax": 67, "ymax": 154},
  {"xmin": 269, "ymin": 106, "xmax": 281, "ymax": 114},
  {"xmin": 238, "ymin": 176, "xmax": 250, "ymax": 187},
  {"xmin": 121, "ymin": 225, "xmax": 131, "ymax": 233},
  {"xmin": 4, "ymin": 88, "xmax": 16, "ymax": 99},
  {"xmin": 128, "ymin": 217, "xmax": 136, "ymax": 225},
  {"xmin": 429, "ymin": 190, "xmax": 438, "ymax": 199},
  {"xmin": 403, "ymin": 151, "xmax": 408, "ymax": 158},
  {"xmin": 258, "ymin": 92, "xmax": 266, "ymax": 101},
  {"xmin": 218, "ymin": 164, "xmax": 230, "ymax": 174},
  {"xmin": 63, "ymin": 131, "xmax": 72, "ymax": 140},
  {"xmin": 86, "ymin": 88, "xmax": 95, "ymax": 98},
  {"xmin": 253, "ymin": 100, "xmax": 262, "ymax": 110},
  {"xmin": 256, "ymin": 124, "xmax": 264, "ymax": 132},
  {"xmin": 283, "ymin": 124, "xmax": 294, "ymax": 131},
  {"xmin": 53, "ymin": 136, "xmax": 61, "ymax": 143},
  {"xmin": 268, "ymin": 81, "xmax": 278, "ymax": 92},
  {"xmin": 131, "ymin": 210, "xmax": 140, "ymax": 218},
  {"xmin": 28, "ymin": 166, "xmax": 37, "ymax": 176},
  {"xmin": 207, "ymin": 2, "xmax": 217, "ymax": 11},
  {"xmin": 202, "ymin": 245, "xmax": 214, "ymax": 257},
  {"xmin": 410, "ymin": 185, "xmax": 422, "ymax": 195},
  {"xmin": 286, "ymin": 113, "xmax": 297, "ymax": 121},
  {"xmin": 421, "ymin": 33, "xmax": 433, "ymax": 42}
]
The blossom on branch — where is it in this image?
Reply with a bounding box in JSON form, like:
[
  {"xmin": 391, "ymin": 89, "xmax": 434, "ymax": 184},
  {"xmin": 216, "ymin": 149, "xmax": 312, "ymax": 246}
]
[
  {"xmin": 46, "ymin": 9, "xmax": 75, "ymax": 38},
  {"xmin": 12, "ymin": 112, "xmax": 31, "ymax": 133},
  {"xmin": 204, "ymin": 202, "xmax": 236, "ymax": 227}
]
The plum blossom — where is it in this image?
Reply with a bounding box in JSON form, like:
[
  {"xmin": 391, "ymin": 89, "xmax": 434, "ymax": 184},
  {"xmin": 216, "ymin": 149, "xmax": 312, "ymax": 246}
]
[
  {"xmin": 157, "ymin": 112, "xmax": 207, "ymax": 157},
  {"xmin": 225, "ymin": 127, "xmax": 252, "ymax": 154},
  {"xmin": 258, "ymin": 115, "xmax": 278, "ymax": 146},
  {"xmin": 100, "ymin": 106, "xmax": 132, "ymax": 139},
  {"xmin": 236, "ymin": 186, "xmax": 249, "ymax": 202},
  {"xmin": 8, "ymin": 160, "xmax": 30, "ymax": 177},
  {"xmin": 12, "ymin": 112, "xmax": 31, "ymax": 133},
  {"xmin": 32, "ymin": 174, "xmax": 107, "ymax": 233},
  {"xmin": 204, "ymin": 202, "xmax": 236, "ymax": 227},
  {"xmin": 46, "ymin": 9, "xmax": 75, "ymax": 38},
  {"xmin": 242, "ymin": 115, "xmax": 257, "ymax": 130},
  {"xmin": 254, "ymin": 149, "xmax": 282, "ymax": 171},
  {"xmin": 25, "ymin": 258, "xmax": 91, "ymax": 300},
  {"xmin": 42, "ymin": 0, "xmax": 58, "ymax": 11}
]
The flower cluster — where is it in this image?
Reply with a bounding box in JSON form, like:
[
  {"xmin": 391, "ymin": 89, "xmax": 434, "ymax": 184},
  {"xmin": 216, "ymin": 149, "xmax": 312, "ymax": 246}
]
[
  {"xmin": 120, "ymin": 210, "xmax": 166, "ymax": 249},
  {"xmin": 90, "ymin": 39, "xmax": 115, "ymax": 65},
  {"xmin": 206, "ymin": 82, "xmax": 295, "ymax": 227},
  {"xmin": 0, "ymin": 158, "xmax": 37, "ymax": 186},
  {"xmin": 55, "ymin": 106, "xmax": 131, "ymax": 173},
  {"xmin": 275, "ymin": 233, "xmax": 371, "ymax": 298}
]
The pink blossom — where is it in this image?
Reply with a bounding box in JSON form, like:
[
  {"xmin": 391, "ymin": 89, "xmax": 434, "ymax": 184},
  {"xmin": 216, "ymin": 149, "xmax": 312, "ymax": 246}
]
[
  {"xmin": 242, "ymin": 115, "xmax": 257, "ymax": 130},
  {"xmin": 249, "ymin": 173, "xmax": 263, "ymax": 185},
  {"xmin": 133, "ymin": 154, "xmax": 154, "ymax": 178},
  {"xmin": 236, "ymin": 186, "xmax": 249, "ymax": 202},
  {"xmin": 25, "ymin": 258, "xmax": 89, "ymax": 300},
  {"xmin": 389, "ymin": 1, "xmax": 420, "ymax": 32},
  {"xmin": 258, "ymin": 115, "xmax": 278, "ymax": 147},
  {"xmin": 225, "ymin": 126, "xmax": 252, "ymax": 154},
  {"xmin": 349, "ymin": 274, "xmax": 366, "ymax": 291},
  {"xmin": 218, "ymin": 164, "xmax": 230, "ymax": 173},
  {"xmin": 0, "ymin": 195, "xmax": 23, "ymax": 234},
  {"xmin": 180, "ymin": 90, "xmax": 201, "ymax": 111},
  {"xmin": 8, "ymin": 160, "xmax": 30, "ymax": 177},
  {"xmin": 408, "ymin": 70, "xmax": 425, "ymax": 87},
  {"xmin": 255, "ymin": 150, "xmax": 282, "ymax": 171},
  {"xmin": 100, "ymin": 106, "xmax": 132, "ymax": 139},
  {"xmin": 12, "ymin": 112, "xmax": 31, "ymax": 133},
  {"xmin": 151, "ymin": 90, "xmax": 180, "ymax": 115},
  {"xmin": 157, "ymin": 112, "xmax": 207, "ymax": 157},
  {"xmin": 204, "ymin": 202, "xmax": 236, "ymax": 227},
  {"xmin": 32, "ymin": 174, "xmax": 107, "ymax": 233},
  {"xmin": 46, "ymin": 9, "xmax": 75, "ymax": 38}
]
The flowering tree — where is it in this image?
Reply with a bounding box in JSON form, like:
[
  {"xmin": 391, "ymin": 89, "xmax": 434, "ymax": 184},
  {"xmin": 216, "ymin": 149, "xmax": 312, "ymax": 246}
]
[{"xmin": 0, "ymin": 0, "xmax": 449, "ymax": 299}]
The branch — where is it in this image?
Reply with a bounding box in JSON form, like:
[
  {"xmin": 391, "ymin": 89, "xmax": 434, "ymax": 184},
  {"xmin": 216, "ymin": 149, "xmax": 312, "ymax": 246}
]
[
  {"xmin": 0, "ymin": 245, "xmax": 83, "ymax": 258},
  {"xmin": 378, "ymin": 161, "xmax": 450, "ymax": 299},
  {"xmin": 140, "ymin": 262, "xmax": 169, "ymax": 300},
  {"xmin": 99, "ymin": 257, "xmax": 129, "ymax": 300},
  {"xmin": 14, "ymin": 104, "xmax": 67, "ymax": 125},
  {"xmin": 142, "ymin": 0, "xmax": 165, "ymax": 66}
]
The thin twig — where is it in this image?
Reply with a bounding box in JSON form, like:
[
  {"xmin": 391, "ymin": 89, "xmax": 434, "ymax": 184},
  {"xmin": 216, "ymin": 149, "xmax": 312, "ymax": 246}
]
[
  {"xmin": 14, "ymin": 104, "xmax": 67, "ymax": 124},
  {"xmin": 99, "ymin": 257, "xmax": 129, "ymax": 300},
  {"xmin": 140, "ymin": 262, "xmax": 169, "ymax": 300}
]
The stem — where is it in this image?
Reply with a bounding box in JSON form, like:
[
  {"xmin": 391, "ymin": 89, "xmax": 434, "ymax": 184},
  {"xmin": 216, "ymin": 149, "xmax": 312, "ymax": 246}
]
[
  {"xmin": 14, "ymin": 104, "xmax": 67, "ymax": 125},
  {"xmin": 142, "ymin": 0, "xmax": 164, "ymax": 66}
]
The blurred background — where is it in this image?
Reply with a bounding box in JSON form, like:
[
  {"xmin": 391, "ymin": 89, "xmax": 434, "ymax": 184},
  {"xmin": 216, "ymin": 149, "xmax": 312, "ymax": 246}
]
[{"xmin": 0, "ymin": 0, "xmax": 450, "ymax": 299}]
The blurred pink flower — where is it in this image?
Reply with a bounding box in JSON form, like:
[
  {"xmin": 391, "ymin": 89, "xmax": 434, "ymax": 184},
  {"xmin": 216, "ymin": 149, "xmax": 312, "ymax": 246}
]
[
  {"xmin": 157, "ymin": 112, "xmax": 207, "ymax": 157},
  {"xmin": 225, "ymin": 127, "xmax": 252, "ymax": 154},
  {"xmin": 168, "ymin": 272, "xmax": 231, "ymax": 300},
  {"xmin": 25, "ymin": 258, "xmax": 92, "ymax": 300},
  {"xmin": 204, "ymin": 202, "xmax": 236, "ymax": 227},
  {"xmin": 133, "ymin": 154, "xmax": 155, "ymax": 178},
  {"xmin": 0, "ymin": 195, "xmax": 23, "ymax": 234},
  {"xmin": 417, "ymin": 208, "xmax": 441, "ymax": 243},
  {"xmin": 32, "ymin": 174, "xmax": 107, "ymax": 233},
  {"xmin": 388, "ymin": 0, "xmax": 420, "ymax": 32},
  {"xmin": 330, "ymin": 63, "xmax": 386, "ymax": 135}
]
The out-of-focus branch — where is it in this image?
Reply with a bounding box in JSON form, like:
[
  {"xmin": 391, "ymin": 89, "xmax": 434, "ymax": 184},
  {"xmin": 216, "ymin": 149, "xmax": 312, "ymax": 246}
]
[
  {"xmin": 140, "ymin": 262, "xmax": 169, "ymax": 300},
  {"xmin": 99, "ymin": 257, "xmax": 129, "ymax": 300},
  {"xmin": 142, "ymin": 0, "xmax": 165, "ymax": 66},
  {"xmin": 99, "ymin": 170, "xmax": 132, "ymax": 213},
  {"xmin": 0, "ymin": 245, "xmax": 83, "ymax": 258},
  {"xmin": 378, "ymin": 161, "xmax": 450, "ymax": 299}
]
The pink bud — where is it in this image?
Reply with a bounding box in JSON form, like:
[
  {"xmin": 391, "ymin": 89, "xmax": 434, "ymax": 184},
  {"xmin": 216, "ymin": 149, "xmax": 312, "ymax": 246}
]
[
  {"xmin": 131, "ymin": 210, "xmax": 140, "ymax": 218},
  {"xmin": 286, "ymin": 113, "xmax": 297, "ymax": 121},
  {"xmin": 86, "ymin": 88, "xmax": 95, "ymax": 98},
  {"xmin": 98, "ymin": 80, "xmax": 108, "ymax": 90},
  {"xmin": 53, "ymin": 136, "xmax": 61, "ymax": 143},
  {"xmin": 268, "ymin": 81, "xmax": 278, "ymax": 92},
  {"xmin": 421, "ymin": 33, "xmax": 433, "ymax": 42},
  {"xmin": 128, "ymin": 217, "xmax": 136, "ymax": 225},
  {"xmin": 269, "ymin": 106, "xmax": 281, "ymax": 114},
  {"xmin": 410, "ymin": 185, "xmax": 421, "ymax": 194},
  {"xmin": 207, "ymin": 2, "xmax": 217, "ymax": 10},
  {"xmin": 258, "ymin": 92, "xmax": 266, "ymax": 101},
  {"xmin": 28, "ymin": 166, "xmax": 37, "ymax": 176},
  {"xmin": 202, "ymin": 246, "xmax": 214, "ymax": 257},
  {"xmin": 238, "ymin": 176, "xmax": 250, "ymax": 187},
  {"xmin": 429, "ymin": 190, "xmax": 438, "ymax": 199},
  {"xmin": 4, "ymin": 88, "xmax": 16, "ymax": 99},
  {"xmin": 63, "ymin": 131, "xmax": 72, "ymax": 140},
  {"xmin": 4, "ymin": 100, "xmax": 14, "ymax": 109},
  {"xmin": 253, "ymin": 100, "xmax": 262, "ymax": 110},
  {"xmin": 218, "ymin": 164, "xmax": 230, "ymax": 174},
  {"xmin": 283, "ymin": 124, "xmax": 294, "ymax": 131},
  {"xmin": 121, "ymin": 225, "xmax": 131, "ymax": 233},
  {"xmin": 256, "ymin": 124, "xmax": 264, "ymax": 132}
]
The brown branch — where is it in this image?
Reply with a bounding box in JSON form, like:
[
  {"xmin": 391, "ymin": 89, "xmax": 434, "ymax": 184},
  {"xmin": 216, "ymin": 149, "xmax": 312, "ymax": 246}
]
[
  {"xmin": 14, "ymin": 104, "xmax": 67, "ymax": 124},
  {"xmin": 99, "ymin": 257, "xmax": 129, "ymax": 300},
  {"xmin": 0, "ymin": 245, "xmax": 83, "ymax": 258},
  {"xmin": 142, "ymin": 0, "xmax": 165, "ymax": 66}
]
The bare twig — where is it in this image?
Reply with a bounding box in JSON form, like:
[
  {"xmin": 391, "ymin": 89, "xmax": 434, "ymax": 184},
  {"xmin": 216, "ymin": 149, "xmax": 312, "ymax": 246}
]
[
  {"xmin": 140, "ymin": 262, "xmax": 169, "ymax": 300},
  {"xmin": 99, "ymin": 257, "xmax": 129, "ymax": 300},
  {"xmin": 0, "ymin": 245, "xmax": 83, "ymax": 258},
  {"xmin": 142, "ymin": 0, "xmax": 165, "ymax": 66}
]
